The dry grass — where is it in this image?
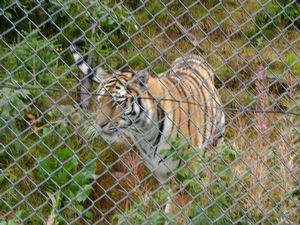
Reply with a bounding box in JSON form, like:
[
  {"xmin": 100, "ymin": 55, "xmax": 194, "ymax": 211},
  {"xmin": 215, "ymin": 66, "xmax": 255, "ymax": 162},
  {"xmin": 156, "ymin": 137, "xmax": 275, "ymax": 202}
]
[{"xmin": 229, "ymin": 73, "xmax": 299, "ymax": 223}]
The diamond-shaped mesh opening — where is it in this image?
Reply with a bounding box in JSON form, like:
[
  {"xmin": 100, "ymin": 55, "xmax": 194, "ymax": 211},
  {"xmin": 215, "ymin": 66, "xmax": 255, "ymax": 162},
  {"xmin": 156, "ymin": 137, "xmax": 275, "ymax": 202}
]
[{"xmin": 0, "ymin": 0, "xmax": 299, "ymax": 224}]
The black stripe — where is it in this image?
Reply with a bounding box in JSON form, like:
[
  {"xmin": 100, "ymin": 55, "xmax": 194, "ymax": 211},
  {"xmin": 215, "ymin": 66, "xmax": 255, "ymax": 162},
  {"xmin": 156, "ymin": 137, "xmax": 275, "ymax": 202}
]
[
  {"xmin": 180, "ymin": 73, "xmax": 201, "ymax": 146},
  {"xmin": 195, "ymin": 76, "xmax": 215, "ymax": 146},
  {"xmin": 135, "ymin": 97, "xmax": 144, "ymax": 121},
  {"xmin": 184, "ymin": 67, "xmax": 214, "ymax": 146},
  {"xmin": 183, "ymin": 72, "xmax": 208, "ymax": 146},
  {"xmin": 163, "ymin": 75, "xmax": 191, "ymax": 165},
  {"xmin": 104, "ymin": 80, "xmax": 117, "ymax": 87},
  {"xmin": 76, "ymin": 57, "xmax": 95, "ymax": 80},
  {"xmin": 185, "ymin": 63, "xmax": 216, "ymax": 131},
  {"xmin": 166, "ymin": 74, "xmax": 192, "ymax": 140},
  {"xmin": 127, "ymin": 119, "xmax": 133, "ymax": 127},
  {"xmin": 76, "ymin": 58, "xmax": 84, "ymax": 66},
  {"xmin": 120, "ymin": 66, "xmax": 133, "ymax": 73},
  {"xmin": 129, "ymin": 101, "xmax": 135, "ymax": 115},
  {"xmin": 154, "ymin": 104, "xmax": 165, "ymax": 157},
  {"xmin": 87, "ymin": 68, "xmax": 94, "ymax": 80},
  {"xmin": 165, "ymin": 75, "xmax": 185, "ymax": 123},
  {"xmin": 73, "ymin": 39, "xmax": 86, "ymax": 47},
  {"xmin": 162, "ymin": 77, "xmax": 179, "ymax": 135}
]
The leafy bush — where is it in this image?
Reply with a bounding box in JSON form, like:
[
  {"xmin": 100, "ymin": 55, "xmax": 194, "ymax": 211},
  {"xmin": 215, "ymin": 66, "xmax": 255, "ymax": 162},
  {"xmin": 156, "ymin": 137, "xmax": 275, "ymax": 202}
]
[
  {"xmin": 95, "ymin": 1, "xmax": 138, "ymax": 35},
  {"xmin": 0, "ymin": 211, "xmax": 21, "ymax": 225},
  {"xmin": 113, "ymin": 207, "xmax": 168, "ymax": 225},
  {"xmin": 38, "ymin": 148, "xmax": 96, "ymax": 203},
  {"xmin": 0, "ymin": 0, "xmax": 137, "ymax": 46},
  {"xmin": 255, "ymin": 0, "xmax": 300, "ymax": 32},
  {"xmin": 35, "ymin": 113, "xmax": 97, "ymax": 222},
  {"xmin": 112, "ymin": 137, "xmax": 242, "ymax": 224},
  {"xmin": 0, "ymin": 88, "xmax": 32, "ymax": 166}
]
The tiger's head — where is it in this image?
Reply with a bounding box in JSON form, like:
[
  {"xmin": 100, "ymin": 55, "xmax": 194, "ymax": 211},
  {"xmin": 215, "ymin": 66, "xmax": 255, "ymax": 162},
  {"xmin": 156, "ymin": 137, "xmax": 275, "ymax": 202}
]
[
  {"xmin": 92, "ymin": 67, "xmax": 151, "ymax": 142},
  {"xmin": 71, "ymin": 40, "xmax": 153, "ymax": 142}
]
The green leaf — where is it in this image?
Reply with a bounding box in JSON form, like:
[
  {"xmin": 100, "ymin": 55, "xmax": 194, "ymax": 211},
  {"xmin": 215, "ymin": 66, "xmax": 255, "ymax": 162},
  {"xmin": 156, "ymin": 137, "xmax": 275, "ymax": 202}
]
[
  {"xmin": 0, "ymin": 174, "xmax": 4, "ymax": 184},
  {"xmin": 42, "ymin": 125, "xmax": 52, "ymax": 136},
  {"xmin": 56, "ymin": 148, "xmax": 73, "ymax": 161},
  {"xmin": 64, "ymin": 157, "xmax": 78, "ymax": 174},
  {"xmin": 87, "ymin": 161, "xmax": 97, "ymax": 174},
  {"xmin": 176, "ymin": 167, "xmax": 193, "ymax": 182},
  {"xmin": 76, "ymin": 185, "xmax": 93, "ymax": 202},
  {"xmin": 191, "ymin": 205, "xmax": 210, "ymax": 225},
  {"xmin": 148, "ymin": 210, "xmax": 167, "ymax": 225}
]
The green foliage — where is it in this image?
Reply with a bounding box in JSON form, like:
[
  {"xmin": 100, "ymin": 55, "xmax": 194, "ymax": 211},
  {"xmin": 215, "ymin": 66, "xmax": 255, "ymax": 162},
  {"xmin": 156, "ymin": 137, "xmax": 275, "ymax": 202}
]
[
  {"xmin": 0, "ymin": 211, "xmax": 22, "ymax": 225},
  {"xmin": 37, "ymin": 147, "xmax": 96, "ymax": 222},
  {"xmin": 46, "ymin": 192, "xmax": 61, "ymax": 225},
  {"xmin": 37, "ymin": 114, "xmax": 97, "ymax": 204},
  {"xmin": 38, "ymin": 147, "xmax": 96, "ymax": 203},
  {"xmin": 0, "ymin": 105, "xmax": 97, "ymax": 223},
  {"xmin": 0, "ymin": 88, "xmax": 31, "ymax": 163},
  {"xmin": 112, "ymin": 182, "xmax": 170, "ymax": 224},
  {"xmin": 5, "ymin": 33, "xmax": 59, "ymax": 84},
  {"xmin": 267, "ymin": 51, "xmax": 300, "ymax": 78},
  {"xmin": 115, "ymin": 137, "xmax": 243, "ymax": 224},
  {"xmin": 159, "ymin": 135, "xmax": 188, "ymax": 161},
  {"xmin": 95, "ymin": 1, "xmax": 138, "ymax": 35},
  {"xmin": 284, "ymin": 52, "xmax": 300, "ymax": 77},
  {"xmin": 218, "ymin": 142, "xmax": 238, "ymax": 162},
  {"xmin": 0, "ymin": 0, "xmax": 137, "ymax": 65},
  {"xmin": 159, "ymin": 135, "xmax": 205, "ymax": 185},
  {"xmin": 113, "ymin": 207, "xmax": 168, "ymax": 225},
  {"xmin": 0, "ymin": 32, "xmax": 71, "ymax": 111},
  {"xmin": 0, "ymin": 88, "xmax": 30, "ymax": 122},
  {"xmin": 254, "ymin": 0, "xmax": 300, "ymax": 34}
]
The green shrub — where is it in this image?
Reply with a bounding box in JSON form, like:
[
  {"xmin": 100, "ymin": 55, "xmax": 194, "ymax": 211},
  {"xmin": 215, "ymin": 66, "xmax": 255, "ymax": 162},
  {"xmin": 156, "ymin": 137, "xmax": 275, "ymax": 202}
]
[
  {"xmin": 96, "ymin": 1, "xmax": 138, "ymax": 35},
  {"xmin": 254, "ymin": 0, "xmax": 300, "ymax": 34},
  {"xmin": 0, "ymin": 211, "xmax": 22, "ymax": 225},
  {"xmin": 38, "ymin": 148, "xmax": 96, "ymax": 203},
  {"xmin": 113, "ymin": 207, "xmax": 168, "ymax": 225},
  {"xmin": 0, "ymin": 0, "xmax": 137, "ymax": 52},
  {"xmin": 112, "ymin": 137, "xmax": 243, "ymax": 224},
  {"xmin": 0, "ymin": 88, "xmax": 31, "ymax": 166}
]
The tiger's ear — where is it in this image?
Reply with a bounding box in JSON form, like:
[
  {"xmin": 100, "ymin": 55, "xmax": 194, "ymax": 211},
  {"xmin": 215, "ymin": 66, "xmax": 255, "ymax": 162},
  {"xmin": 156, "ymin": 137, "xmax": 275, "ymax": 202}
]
[
  {"xmin": 120, "ymin": 66, "xmax": 132, "ymax": 73},
  {"xmin": 93, "ymin": 67, "xmax": 110, "ymax": 83},
  {"xmin": 135, "ymin": 70, "xmax": 149, "ymax": 86}
]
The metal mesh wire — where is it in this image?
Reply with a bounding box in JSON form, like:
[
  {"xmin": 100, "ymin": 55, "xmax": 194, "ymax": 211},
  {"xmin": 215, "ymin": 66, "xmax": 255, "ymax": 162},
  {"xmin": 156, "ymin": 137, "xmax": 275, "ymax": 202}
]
[{"xmin": 0, "ymin": 0, "xmax": 299, "ymax": 224}]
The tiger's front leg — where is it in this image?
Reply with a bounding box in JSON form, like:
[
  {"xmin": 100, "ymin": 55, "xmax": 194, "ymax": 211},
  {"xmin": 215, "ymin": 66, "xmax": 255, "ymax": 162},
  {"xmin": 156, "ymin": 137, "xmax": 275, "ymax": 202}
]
[
  {"xmin": 155, "ymin": 173, "xmax": 174, "ymax": 215},
  {"xmin": 164, "ymin": 188, "xmax": 173, "ymax": 214}
]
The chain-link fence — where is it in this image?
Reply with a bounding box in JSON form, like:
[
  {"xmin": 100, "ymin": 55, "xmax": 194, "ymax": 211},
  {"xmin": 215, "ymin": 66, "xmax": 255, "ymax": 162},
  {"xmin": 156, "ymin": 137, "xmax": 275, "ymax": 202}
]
[{"xmin": 0, "ymin": 0, "xmax": 299, "ymax": 224}]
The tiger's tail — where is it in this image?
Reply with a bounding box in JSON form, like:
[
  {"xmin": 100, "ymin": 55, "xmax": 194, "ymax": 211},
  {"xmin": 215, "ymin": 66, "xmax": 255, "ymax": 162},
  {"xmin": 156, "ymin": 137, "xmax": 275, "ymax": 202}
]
[
  {"xmin": 71, "ymin": 39, "xmax": 95, "ymax": 108},
  {"xmin": 71, "ymin": 39, "xmax": 95, "ymax": 80}
]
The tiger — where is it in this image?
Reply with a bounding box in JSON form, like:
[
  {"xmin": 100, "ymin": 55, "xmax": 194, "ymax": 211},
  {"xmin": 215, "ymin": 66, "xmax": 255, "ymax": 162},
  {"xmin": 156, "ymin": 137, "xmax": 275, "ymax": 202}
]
[{"xmin": 71, "ymin": 40, "xmax": 225, "ymax": 188}]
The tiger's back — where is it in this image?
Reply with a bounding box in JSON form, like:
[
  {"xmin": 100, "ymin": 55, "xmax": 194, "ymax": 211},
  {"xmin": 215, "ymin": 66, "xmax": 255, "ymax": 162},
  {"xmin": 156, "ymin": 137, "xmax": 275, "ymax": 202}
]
[{"xmin": 147, "ymin": 55, "xmax": 225, "ymax": 152}]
